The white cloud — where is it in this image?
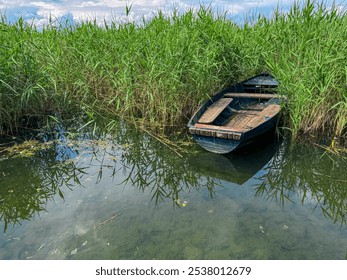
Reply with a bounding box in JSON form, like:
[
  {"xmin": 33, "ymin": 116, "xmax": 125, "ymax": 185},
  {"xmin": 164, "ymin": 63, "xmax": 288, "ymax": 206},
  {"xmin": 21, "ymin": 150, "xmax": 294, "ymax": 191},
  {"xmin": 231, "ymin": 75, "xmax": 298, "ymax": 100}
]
[
  {"xmin": 77, "ymin": 1, "xmax": 103, "ymax": 8},
  {"xmin": 30, "ymin": 17, "xmax": 51, "ymax": 26},
  {"xmin": 0, "ymin": 0, "xmax": 342, "ymax": 25},
  {"xmin": 30, "ymin": 1, "xmax": 67, "ymax": 19},
  {"xmin": 0, "ymin": 0, "xmax": 27, "ymax": 5},
  {"xmin": 0, "ymin": 0, "xmax": 25, "ymax": 10}
]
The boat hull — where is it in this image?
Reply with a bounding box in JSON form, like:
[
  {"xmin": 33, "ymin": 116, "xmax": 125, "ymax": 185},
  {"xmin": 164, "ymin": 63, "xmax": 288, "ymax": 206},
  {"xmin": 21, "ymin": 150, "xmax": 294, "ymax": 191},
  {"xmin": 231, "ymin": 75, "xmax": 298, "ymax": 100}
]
[
  {"xmin": 191, "ymin": 114, "xmax": 279, "ymax": 154},
  {"xmin": 187, "ymin": 73, "xmax": 282, "ymax": 154}
]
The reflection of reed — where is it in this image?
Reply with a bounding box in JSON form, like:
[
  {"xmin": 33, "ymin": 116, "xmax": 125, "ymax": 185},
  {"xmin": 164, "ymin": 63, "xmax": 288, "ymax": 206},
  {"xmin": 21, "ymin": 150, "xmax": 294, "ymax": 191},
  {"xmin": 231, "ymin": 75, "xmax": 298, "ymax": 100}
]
[
  {"xmin": 105, "ymin": 126, "xmax": 219, "ymax": 204},
  {"xmin": 255, "ymin": 139, "xmax": 347, "ymax": 225},
  {"xmin": 0, "ymin": 143, "xmax": 85, "ymax": 232},
  {"xmin": 3, "ymin": 119, "xmax": 344, "ymax": 235},
  {"xmin": 0, "ymin": 121, "xmax": 221, "ymax": 233}
]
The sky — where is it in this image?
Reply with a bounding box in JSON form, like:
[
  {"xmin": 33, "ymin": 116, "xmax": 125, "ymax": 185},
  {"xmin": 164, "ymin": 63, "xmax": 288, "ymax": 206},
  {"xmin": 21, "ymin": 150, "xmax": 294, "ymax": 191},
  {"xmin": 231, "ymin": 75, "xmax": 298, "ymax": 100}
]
[{"xmin": 0, "ymin": 0, "xmax": 343, "ymax": 26}]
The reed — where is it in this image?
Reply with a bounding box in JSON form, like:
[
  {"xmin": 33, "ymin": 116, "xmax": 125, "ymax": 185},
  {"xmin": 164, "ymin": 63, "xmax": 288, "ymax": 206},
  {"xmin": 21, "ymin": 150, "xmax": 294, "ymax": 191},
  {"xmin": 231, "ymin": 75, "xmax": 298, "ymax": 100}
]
[
  {"xmin": 0, "ymin": 1, "xmax": 346, "ymax": 145},
  {"xmin": 256, "ymin": 0, "xmax": 347, "ymax": 141}
]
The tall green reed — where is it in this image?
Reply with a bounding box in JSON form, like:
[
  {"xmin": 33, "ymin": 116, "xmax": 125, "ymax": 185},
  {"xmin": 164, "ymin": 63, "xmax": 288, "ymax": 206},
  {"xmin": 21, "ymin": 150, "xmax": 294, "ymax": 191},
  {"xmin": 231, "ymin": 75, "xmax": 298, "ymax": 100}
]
[
  {"xmin": 0, "ymin": 1, "xmax": 346, "ymax": 145},
  {"xmin": 254, "ymin": 0, "xmax": 347, "ymax": 140},
  {"xmin": 0, "ymin": 16, "xmax": 77, "ymax": 134}
]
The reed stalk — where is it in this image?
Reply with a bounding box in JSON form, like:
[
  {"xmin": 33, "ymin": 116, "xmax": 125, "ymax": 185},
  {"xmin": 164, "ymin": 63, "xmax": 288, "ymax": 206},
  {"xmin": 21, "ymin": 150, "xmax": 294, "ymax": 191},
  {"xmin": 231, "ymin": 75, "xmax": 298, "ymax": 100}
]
[{"xmin": 0, "ymin": 1, "xmax": 346, "ymax": 145}]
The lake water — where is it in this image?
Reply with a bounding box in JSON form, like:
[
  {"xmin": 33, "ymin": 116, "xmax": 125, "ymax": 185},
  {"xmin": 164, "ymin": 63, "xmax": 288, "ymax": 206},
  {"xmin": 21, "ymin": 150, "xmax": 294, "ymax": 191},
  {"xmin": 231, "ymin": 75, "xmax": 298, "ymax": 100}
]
[{"xmin": 0, "ymin": 122, "xmax": 346, "ymax": 259}]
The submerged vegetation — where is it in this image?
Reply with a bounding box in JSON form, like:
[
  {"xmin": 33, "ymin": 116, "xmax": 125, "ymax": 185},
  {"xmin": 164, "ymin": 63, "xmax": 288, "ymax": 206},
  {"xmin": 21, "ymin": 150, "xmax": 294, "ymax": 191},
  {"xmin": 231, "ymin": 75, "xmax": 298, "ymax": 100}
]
[{"xmin": 0, "ymin": 0, "xmax": 346, "ymax": 146}]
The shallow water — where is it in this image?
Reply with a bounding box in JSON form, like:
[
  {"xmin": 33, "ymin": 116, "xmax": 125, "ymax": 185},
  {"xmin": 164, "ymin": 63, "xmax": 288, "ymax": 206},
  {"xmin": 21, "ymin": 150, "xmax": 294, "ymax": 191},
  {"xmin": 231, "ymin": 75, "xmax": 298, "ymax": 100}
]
[{"xmin": 0, "ymin": 123, "xmax": 346, "ymax": 260}]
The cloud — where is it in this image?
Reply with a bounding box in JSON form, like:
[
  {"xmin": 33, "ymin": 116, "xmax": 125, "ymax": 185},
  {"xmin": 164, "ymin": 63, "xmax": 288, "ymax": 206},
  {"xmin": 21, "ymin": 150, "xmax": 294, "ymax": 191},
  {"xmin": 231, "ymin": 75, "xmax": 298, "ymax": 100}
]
[
  {"xmin": 0, "ymin": 0, "xmax": 341, "ymax": 26},
  {"xmin": 30, "ymin": 1, "xmax": 66, "ymax": 18},
  {"xmin": 0, "ymin": 0, "xmax": 25, "ymax": 10},
  {"xmin": 77, "ymin": 1, "xmax": 103, "ymax": 8}
]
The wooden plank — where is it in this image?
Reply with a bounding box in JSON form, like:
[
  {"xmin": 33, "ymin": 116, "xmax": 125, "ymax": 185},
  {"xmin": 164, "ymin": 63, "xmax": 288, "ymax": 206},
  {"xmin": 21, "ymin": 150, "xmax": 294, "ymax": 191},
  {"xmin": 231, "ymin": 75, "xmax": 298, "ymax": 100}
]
[
  {"xmin": 190, "ymin": 125, "xmax": 242, "ymax": 140},
  {"xmin": 244, "ymin": 104, "xmax": 267, "ymax": 111},
  {"xmin": 244, "ymin": 104, "xmax": 281, "ymax": 129},
  {"xmin": 198, "ymin": 98, "xmax": 233, "ymax": 124},
  {"xmin": 236, "ymin": 110, "xmax": 260, "ymax": 115},
  {"xmin": 224, "ymin": 114, "xmax": 255, "ymax": 131},
  {"xmin": 224, "ymin": 93, "xmax": 277, "ymax": 99},
  {"xmin": 193, "ymin": 123, "xmax": 247, "ymax": 133},
  {"xmin": 192, "ymin": 104, "xmax": 280, "ymax": 137}
]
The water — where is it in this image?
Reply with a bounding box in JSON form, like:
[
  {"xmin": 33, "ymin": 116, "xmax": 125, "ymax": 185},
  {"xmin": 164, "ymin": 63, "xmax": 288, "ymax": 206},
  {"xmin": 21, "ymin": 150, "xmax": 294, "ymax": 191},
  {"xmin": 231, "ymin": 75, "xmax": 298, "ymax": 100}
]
[{"xmin": 0, "ymin": 123, "xmax": 346, "ymax": 260}]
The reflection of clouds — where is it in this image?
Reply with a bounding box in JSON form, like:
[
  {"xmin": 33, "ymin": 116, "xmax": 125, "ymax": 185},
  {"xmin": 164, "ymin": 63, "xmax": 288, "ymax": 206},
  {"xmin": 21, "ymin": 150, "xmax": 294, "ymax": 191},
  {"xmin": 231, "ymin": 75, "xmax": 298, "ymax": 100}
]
[{"xmin": 0, "ymin": 0, "xmax": 341, "ymax": 25}]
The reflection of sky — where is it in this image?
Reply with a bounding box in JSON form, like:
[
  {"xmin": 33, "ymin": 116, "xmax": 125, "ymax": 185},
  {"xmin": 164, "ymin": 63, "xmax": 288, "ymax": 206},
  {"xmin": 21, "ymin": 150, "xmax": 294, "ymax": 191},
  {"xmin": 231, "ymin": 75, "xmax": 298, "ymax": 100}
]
[{"xmin": 0, "ymin": 1, "xmax": 342, "ymax": 25}]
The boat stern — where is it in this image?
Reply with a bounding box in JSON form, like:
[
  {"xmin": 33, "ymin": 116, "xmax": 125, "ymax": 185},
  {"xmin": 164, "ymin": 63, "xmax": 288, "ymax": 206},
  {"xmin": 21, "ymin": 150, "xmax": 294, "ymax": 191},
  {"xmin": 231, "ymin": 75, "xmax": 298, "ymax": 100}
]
[{"xmin": 191, "ymin": 134, "xmax": 242, "ymax": 154}]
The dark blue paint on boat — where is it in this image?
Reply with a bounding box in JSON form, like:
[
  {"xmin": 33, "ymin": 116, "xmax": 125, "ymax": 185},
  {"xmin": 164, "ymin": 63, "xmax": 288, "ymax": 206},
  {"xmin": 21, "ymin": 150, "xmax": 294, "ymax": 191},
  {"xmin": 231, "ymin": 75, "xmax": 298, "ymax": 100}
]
[{"xmin": 187, "ymin": 73, "xmax": 283, "ymax": 154}]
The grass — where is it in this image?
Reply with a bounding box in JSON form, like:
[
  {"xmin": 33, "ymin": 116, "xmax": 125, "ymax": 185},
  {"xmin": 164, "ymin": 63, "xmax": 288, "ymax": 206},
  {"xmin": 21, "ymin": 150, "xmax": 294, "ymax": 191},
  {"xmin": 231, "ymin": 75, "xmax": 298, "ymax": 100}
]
[{"xmin": 0, "ymin": 1, "xmax": 346, "ymax": 146}]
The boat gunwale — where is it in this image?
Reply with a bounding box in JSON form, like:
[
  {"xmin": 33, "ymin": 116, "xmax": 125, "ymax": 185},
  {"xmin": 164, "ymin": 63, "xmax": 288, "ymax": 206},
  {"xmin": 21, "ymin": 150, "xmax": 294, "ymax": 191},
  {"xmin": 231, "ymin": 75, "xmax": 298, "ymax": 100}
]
[{"xmin": 187, "ymin": 73, "xmax": 283, "ymax": 153}]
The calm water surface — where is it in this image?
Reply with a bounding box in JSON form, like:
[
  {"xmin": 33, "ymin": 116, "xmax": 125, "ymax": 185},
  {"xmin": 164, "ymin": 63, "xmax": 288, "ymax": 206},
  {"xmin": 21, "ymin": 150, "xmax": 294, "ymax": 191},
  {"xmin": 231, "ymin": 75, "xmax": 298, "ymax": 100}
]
[{"xmin": 0, "ymin": 124, "xmax": 346, "ymax": 259}]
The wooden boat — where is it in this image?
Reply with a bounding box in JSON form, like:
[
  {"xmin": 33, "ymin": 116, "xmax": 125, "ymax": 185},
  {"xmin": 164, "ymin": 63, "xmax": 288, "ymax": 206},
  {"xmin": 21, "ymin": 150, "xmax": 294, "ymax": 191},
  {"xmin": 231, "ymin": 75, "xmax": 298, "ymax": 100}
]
[{"xmin": 187, "ymin": 73, "xmax": 283, "ymax": 154}]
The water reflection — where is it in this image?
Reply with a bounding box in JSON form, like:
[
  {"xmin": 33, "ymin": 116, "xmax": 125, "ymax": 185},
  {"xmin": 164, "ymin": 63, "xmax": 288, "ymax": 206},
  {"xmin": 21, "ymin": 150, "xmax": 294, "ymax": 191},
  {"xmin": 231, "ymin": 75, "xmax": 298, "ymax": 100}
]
[
  {"xmin": 0, "ymin": 123, "xmax": 216, "ymax": 232},
  {"xmin": 113, "ymin": 129, "xmax": 218, "ymax": 203},
  {"xmin": 255, "ymin": 139, "xmax": 347, "ymax": 225},
  {"xmin": 0, "ymin": 145, "xmax": 85, "ymax": 232},
  {"xmin": 189, "ymin": 138, "xmax": 279, "ymax": 185},
  {"xmin": 1, "ymin": 120, "xmax": 346, "ymax": 253},
  {"xmin": 1, "ymin": 122, "xmax": 347, "ymax": 234}
]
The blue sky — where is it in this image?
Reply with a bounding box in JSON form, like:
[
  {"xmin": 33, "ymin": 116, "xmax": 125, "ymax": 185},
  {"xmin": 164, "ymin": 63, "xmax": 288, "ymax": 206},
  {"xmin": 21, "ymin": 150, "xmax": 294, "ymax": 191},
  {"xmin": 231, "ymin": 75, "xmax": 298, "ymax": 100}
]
[{"xmin": 0, "ymin": 1, "xmax": 343, "ymax": 26}]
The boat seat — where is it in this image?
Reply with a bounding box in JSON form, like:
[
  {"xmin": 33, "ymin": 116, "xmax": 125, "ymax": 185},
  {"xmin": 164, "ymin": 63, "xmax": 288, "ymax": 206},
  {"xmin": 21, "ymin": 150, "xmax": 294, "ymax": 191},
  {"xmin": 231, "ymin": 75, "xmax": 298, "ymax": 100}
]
[
  {"xmin": 198, "ymin": 98, "xmax": 233, "ymax": 124},
  {"xmin": 224, "ymin": 93, "xmax": 277, "ymax": 99},
  {"xmin": 244, "ymin": 104, "xmax": 281, "ymax": 129}
]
